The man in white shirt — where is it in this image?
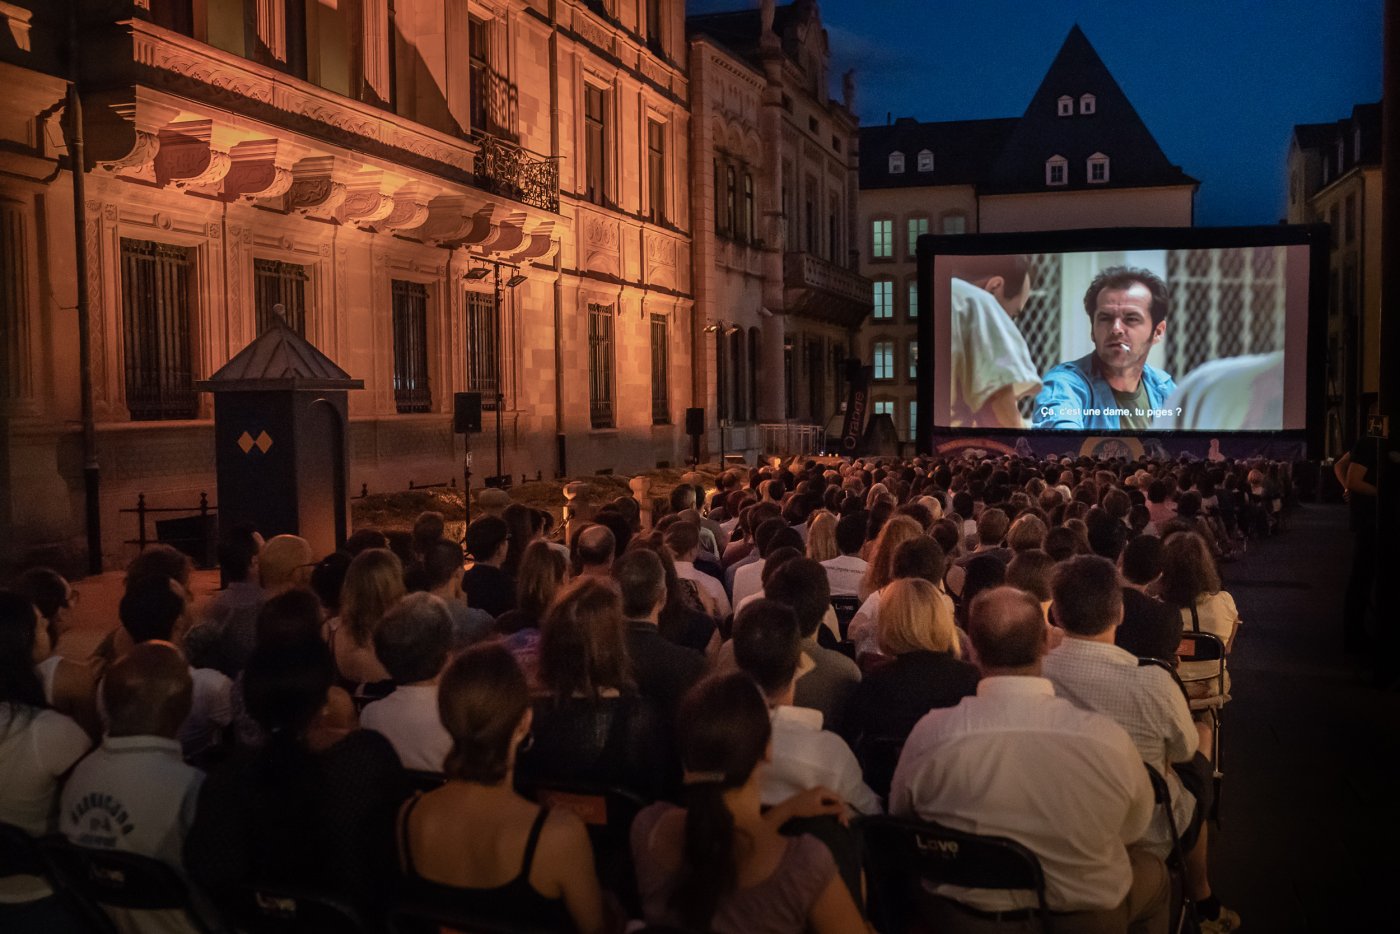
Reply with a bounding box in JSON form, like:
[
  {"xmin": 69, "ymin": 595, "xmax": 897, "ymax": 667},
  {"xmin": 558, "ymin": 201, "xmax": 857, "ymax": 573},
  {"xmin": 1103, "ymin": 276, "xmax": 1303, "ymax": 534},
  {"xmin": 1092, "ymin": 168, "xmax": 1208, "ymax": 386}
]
[
  {"xmin": 821, "ymin": 512, "xmax": 869, "ymax": 598},
  {"xmin": 1044, "ymin": 557, "xmax": 1238, "ymax": 933},
  {"xmin": 731, "ymin": 524, "xmax": 804, "ymax": 610},
  {"xmin": 115, "ymin": 576, "xmax": 233, "ymax": 761},
  {"xmin": 665, "ymin": 521, "xmax": 731, "ymax": 619},
  {"xmin": 61, "ymin": 643, "xmax": 205, "ymax": 934},
  {"xmin": 732, "ymin": 600, "xmax": 881, "ymax": 817},
  {"xmin": 891, "ymin": 586, "xmax": 1168, "ymax": 931},
  {"xmin": 361, "ymin": 593, "xmax": 453, "ymax": 772}
]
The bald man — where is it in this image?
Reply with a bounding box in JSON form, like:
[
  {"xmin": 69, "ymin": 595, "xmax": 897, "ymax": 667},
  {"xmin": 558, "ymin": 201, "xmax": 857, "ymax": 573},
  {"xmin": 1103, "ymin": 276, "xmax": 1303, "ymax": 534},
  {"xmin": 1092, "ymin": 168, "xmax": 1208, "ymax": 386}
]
[
  {"xmin": 61, "ymin": 643, "xmax": 205, "ymax": 930},
  {"xmin": 891, "ymin": 587, "xmax": 1167, "ymax": 932},
  {"xmin": 573, "ymin": 523, "xmax": 616, "ymax": 579}
]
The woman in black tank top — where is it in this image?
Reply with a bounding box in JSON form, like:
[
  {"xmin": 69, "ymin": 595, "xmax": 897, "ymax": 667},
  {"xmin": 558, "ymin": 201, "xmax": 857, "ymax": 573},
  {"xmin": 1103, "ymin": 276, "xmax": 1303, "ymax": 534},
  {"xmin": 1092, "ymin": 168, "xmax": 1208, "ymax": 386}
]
[{"xmin": 395, "ymin": 644, "xmax": 606, "ymax": 934}]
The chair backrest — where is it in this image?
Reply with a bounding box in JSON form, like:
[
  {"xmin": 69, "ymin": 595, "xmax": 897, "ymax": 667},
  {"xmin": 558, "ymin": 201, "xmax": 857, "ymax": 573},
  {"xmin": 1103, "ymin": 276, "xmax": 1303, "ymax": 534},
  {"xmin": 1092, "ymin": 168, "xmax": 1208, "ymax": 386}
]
[
  {"xmin": 1176, "ymin": 631, "xmax": 1225, "ymax": 663},
  {"xmin": 860, "ymin": 815, "xmax": 1049, "ymax": 932},
  {"xmin": 39, "ymin": 836, "xmax": 212, "ymax": 932},
  {"xmin": 235, "ymin": 882, "xmax": 370, "ymax": 934},
  {"xmin": 830, "ymin": 596, "xmax": 862, "ymax": 639}
]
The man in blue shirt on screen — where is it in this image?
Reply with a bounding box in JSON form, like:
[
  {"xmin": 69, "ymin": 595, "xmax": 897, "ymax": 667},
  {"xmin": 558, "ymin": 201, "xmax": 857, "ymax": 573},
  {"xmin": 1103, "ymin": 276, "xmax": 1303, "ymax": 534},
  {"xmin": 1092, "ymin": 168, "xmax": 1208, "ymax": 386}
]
[{"xmin": 1032, "ymin": 266, "xmax": 1177, "ymax": 431}]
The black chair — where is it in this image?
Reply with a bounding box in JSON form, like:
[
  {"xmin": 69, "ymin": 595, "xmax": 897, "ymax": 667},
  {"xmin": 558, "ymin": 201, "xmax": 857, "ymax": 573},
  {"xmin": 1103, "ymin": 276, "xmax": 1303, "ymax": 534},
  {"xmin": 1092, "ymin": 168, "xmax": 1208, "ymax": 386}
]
[
  {"xmin": 853, "ymin": 733, "xmax": 907, "ymax": 803},
  {"xmin": 523, "ymin": 781, "xmax": 649, "ymax": 918},
  {"xmin": 231, "ymin": 882, "xmax": 372, "ymax": 934},
  {"xmin": 1176, "ymin": 631, "xmax": 1227, "ymax": 824},
  {"xmin": 860, "ymin": 815, "xmax": 1049, "ymax": 933},
  {"xmin": 831, "ymin": 596, "xmax": 862, "ymax": 640},
  {"xmin": 1145, "ymin": 764, "xmax": 1199, "ymax": 934},
  {"xmin": 38, "ymin": 835, "xmax": 214, "ymax": 934},
  {"xmin": 1138, "ymin": 656, "xmax": 1191, "ymax": 705}
]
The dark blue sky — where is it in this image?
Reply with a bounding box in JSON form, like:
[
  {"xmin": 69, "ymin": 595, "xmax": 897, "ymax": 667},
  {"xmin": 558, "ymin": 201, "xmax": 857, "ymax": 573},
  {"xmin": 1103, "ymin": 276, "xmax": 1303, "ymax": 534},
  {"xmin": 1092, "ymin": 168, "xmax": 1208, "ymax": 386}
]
[{"xmin": 687, "ymin": 0, "xmax": 1384, "ymax": 226}]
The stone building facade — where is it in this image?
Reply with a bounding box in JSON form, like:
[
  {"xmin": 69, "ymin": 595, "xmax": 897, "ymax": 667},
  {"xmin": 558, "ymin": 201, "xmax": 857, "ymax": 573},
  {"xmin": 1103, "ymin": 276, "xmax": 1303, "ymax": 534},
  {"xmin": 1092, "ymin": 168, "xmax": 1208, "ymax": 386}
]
[
  {"xmin": 0, "ymin": 0, "xmax": 692, "ymax": 570},
  {"xmin": 1288, "ymin": 103, "xmax": 1382, "ymax": 455},
  {"xmin": 687, "ymin": 0, "xmax": 870, "ymax": 462},
  {"xmin": 856, "ymin": 26, "xmax": 1196, "ymax": 443}
]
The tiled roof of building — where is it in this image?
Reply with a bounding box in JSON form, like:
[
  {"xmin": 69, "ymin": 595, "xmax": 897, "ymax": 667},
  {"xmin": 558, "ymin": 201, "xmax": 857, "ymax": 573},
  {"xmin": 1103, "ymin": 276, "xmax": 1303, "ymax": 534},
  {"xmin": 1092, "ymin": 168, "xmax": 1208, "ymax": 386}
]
[
  {"xmin": 859, "ymin": 117, "xmax": 1018, "ymax": 189},
  {"xmin": 687, "ymin": 1, "xmax": 806, "ymax": 67}
]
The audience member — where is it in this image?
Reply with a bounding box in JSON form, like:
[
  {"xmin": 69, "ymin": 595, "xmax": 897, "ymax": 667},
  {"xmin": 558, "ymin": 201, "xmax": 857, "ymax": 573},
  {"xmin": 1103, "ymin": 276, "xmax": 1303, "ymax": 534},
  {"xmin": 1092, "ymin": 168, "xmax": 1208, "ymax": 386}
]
[
  {"xmin": 325, "ymin": 548, "xmax": 400, "ymax": 709},
  {"xmin": 613, "ymin": 549, "xmax": 705, "ymax": 717},
  {"xmin": 573, "ymin": 522, "xmax": 617, "ymax": 579},
  {"xmin": 1117, "ymin": 535, "xmax": 1184, "ymax": 661},
  {"xmin": 461, "ymin": 516, "xmax": 516, "ymax": 618},
  {"xmin": 891, "ymin": 586, "xmax": 1167, "ymax": 931},
  {"xmin": 765, "ymin": 558, "xmax": 860, "ymax": 728},
  {"xmin": 732, "ymin": 600, "xmax": 881, "ymax": 816},
  {"xmin": 821, "ymin": 511, "xmax": 870, "ymax": 598},
  {"xmin": 666, "ymin": 521, "xmax": 732, "ymax": 619},
  {"xmin": 630, "ymin": 672, "xmax": 864, "ymax": 933},
  {"xmin": 494, "ymin": 540, "xmax": 568, "ymax": 691},
  {"xmin": 11, "ymin": 568, "xmax": 102, "ymax": 736},
  {"xmin": 0, "ymin": 591, "xmax": 91, "ymax": 924},
  {"xmin": 517, "ymin": 578, "xmax": 672, "ymax": 800},
  {"xmin": 361, "ymin": 593, "xmax": 454, "ymax": 772},
  {"xmin": 188, "ymin": 523, "xmax": 265, "ymax": 676},
  {"xmin": 258, "ymin": 534, "xmax": 315, "ymax": 594},
  {"xmin": 1043, "ymin": 556, "xmax": 1237, "ymax": 932},
  {"xmin": 415, "ymin": 539, "xmax": 493, "ymax": 647},
  {"xmin": 804, "ymin": 510, "xmax": 839, "ymax": 563},
  {"xmin": 397, "ymin": 644, "xmax": 607, "ymax": 932},
  {"xmin": 61, "ymin": 642, "xmax": 204, "ymax": 934},
  {"xmin": 1160, "ymin": 532, "xmax": 1240, "ymax": 698}
]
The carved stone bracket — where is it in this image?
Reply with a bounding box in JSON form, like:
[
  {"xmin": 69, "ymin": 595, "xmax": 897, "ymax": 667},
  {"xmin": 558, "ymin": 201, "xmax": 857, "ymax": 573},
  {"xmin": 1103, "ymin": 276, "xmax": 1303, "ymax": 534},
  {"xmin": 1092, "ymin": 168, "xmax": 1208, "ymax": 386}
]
[
  {"xmin": 507, "ymin": 221, "xmax": 558, "ymax": 262},
  {"xmin": 419, "ymin": 198, "xmax": 501, "ymax": 247},
  {"xmin": 86, "ymin": 93, "xmax": 181, "ymax": 180},
  {"xmin": 338, "ymin": 171, "xmax": 398, "ymax": 226},
  {"xmin": 221, "ymin": 139, "xmax": 301, "ymax": 202},
  {"xmin": 474, "ymin": 210, "xmax": 528, "ymax": 254},
  {"xmin": 287, "ymin": 156, "xmax": 348, "ymax": 217},
  {"xmin": 154, "ymin": 120, "xmax": 234, "ymax": 189}
]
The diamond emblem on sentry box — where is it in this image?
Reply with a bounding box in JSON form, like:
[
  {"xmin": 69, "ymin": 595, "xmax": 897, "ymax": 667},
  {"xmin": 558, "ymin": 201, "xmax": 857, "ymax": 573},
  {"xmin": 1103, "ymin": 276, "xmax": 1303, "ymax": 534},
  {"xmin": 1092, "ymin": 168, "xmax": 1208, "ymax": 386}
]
[
  {"xmin": 237, "ymin": 431, "xmax": 255, "ymax": 454},
  {"xmin": 255, "ymin": 431, "xmax": 273, "ymax": 453}
]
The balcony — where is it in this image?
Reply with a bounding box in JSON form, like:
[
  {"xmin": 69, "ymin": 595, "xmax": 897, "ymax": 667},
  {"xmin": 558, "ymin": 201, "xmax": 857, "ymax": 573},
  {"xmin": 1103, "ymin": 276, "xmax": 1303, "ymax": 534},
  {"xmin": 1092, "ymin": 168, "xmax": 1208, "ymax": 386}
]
[
  {"xmin": 783, "ymin": 252, "xmax": 873, "ymax": 329},
  {"xmin": 474, "ymin": 135, "xmax": 560, "ymax": 214}
]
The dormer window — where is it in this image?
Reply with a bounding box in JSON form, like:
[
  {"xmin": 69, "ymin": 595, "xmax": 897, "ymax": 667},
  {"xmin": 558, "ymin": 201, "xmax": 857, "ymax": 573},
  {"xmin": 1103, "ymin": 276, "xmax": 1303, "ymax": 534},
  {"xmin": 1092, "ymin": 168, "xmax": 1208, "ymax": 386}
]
[
  {"xmin": 917, "ymin": 149, "xmax": 934, "ymax": 172},
  {"xmin": 1057, "ymin": 95, "xmax": 1073, "ymax": 117},
  {"xmin": 1087, "ymin": 152, "xmax": 1109, "ymax": 183},
  {"xmin": 888, "ymin": 151, "xmax": 905, "ymax": 174},
  {"xmin": 1046, "ymin": 154, "xmax": 1068, "ymax": 186},
  {"xmin": 1080, "ymin": 94, "xmax": 1096, "ymax": 115}
]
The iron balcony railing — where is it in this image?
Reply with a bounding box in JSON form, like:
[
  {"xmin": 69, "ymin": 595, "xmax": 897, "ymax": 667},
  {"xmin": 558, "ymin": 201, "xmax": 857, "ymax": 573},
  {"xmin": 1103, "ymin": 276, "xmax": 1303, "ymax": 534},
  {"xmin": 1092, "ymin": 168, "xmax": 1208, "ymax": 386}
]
[{"xmin": 473, "ymin": 135, "xmax": 560, "ymax": 213}]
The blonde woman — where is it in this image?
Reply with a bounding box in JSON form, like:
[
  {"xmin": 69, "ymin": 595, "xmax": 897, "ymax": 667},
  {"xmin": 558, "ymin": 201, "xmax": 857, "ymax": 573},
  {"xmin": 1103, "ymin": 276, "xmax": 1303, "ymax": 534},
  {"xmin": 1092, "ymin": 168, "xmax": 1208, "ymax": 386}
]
[
  {"xmin": 325, "ymin": 548, "xmax": 403, "ymax": 708},
  {"xmin": 842, "ymin": 578, "xmax": 978, "ymax": 746},
  {"xmin": 804, "ymin": 510, "xmax": 839, "ymax": 563}
]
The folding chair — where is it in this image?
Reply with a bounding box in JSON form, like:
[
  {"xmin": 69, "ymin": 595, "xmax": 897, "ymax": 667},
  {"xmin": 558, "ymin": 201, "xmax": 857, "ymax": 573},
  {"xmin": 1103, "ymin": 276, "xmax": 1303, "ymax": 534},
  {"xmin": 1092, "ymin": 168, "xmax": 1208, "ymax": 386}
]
[
  {"xmin": 231, "ymin": 882, "xmax": 372, "ymax": 934},
  {"xmin": 830, "ymin": 595, "xmax": 862, "ymax": 640},
  {"xmin": 1144, "ymin": 764, "xmax": 1199, "ymax": 934},
  {"xmin": 38, "ymin": 835, "xmax": 215, "ymax": 934},
  {"xmin": 1176, "ymin": 631, "xmax": 1227, "ymax": 824},
  {"xmin": 1138, "ymin": 657, "xmax": 1191, "ymax": 706},
  {"xmin": 522, "ymin": 781, "xmax": 650, "ymax": 918},
  {"xmin": 860, "ymin": 815, "xmax": 1049, "ymax": 933}
]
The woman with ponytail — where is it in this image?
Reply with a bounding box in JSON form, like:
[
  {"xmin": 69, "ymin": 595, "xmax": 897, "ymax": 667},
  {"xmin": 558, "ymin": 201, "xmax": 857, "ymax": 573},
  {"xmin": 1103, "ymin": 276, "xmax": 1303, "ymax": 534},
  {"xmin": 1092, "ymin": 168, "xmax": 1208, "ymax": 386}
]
[
  {"xmin": 630, "ymin": 672, "xmax": 865, "ymax": 933},
  {"xmin": 397, "ymin": 644, "xmax": 606, "ymax": 933}
]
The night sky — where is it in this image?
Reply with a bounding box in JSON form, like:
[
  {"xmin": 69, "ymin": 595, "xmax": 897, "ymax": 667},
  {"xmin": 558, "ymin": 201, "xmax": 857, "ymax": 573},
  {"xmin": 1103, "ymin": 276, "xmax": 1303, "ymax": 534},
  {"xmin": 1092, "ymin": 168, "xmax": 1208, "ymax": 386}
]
[{"xmin": 687, "ymin": 0, "xmax": 1385, "ymax": 227}]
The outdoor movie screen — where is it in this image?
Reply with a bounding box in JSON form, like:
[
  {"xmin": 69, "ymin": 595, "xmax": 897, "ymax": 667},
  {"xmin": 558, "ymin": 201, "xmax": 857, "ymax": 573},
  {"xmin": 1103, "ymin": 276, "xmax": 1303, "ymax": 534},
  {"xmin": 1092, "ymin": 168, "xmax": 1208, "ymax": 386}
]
[{"xmin": 925, "ymin": 234, "xmax": 1315, "ymax": 434}]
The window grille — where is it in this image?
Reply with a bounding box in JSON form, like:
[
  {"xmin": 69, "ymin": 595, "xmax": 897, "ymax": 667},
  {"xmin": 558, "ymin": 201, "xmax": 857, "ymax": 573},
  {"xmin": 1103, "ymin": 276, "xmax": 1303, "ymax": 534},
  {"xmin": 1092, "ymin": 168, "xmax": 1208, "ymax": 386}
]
[
  {"xmin": 466, "ymin": 290, "xmax": 498, "ymax": 410},
  {"xmin": 120, "ymin": 238, "xmax": 197, "ymax": 420},
  {"xmin": 588, "ymin": 302, "xmax": 615, "ymax": 428},
  {"xmin": 650, "ymin": 313, "xmax": 669, "ymax": 424},
  {"xmin": 391, "ymin": 280, "xmax": 431, "ymax": 413},
  {"xmin": 254, "ymin": 258, "xmax": 308, "ymax": 335}
]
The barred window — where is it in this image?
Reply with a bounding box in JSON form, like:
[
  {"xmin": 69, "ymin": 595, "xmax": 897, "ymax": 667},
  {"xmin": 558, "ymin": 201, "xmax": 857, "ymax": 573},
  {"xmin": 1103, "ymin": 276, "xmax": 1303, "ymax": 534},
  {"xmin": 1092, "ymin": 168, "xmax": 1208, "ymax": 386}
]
[
  {"xmin": 120, "ymin": 238, "xmax": 197, "ymax": 421},
  {"xmin": 391, "ymin": 280, "xmax": 431, "ymax": 413},
  {"xmin": 254, "ymin": 259, "xmax": 308, "ymax": 335},
  {"xmin": 466, "ymin": 290, "xmax": 498, "ymax": 410},
  {"xmin": 588, "ymin": 302, "xmax": 615, "ymax": 429},
  {"xmin": 650, "ymin": 313, "xmax": 669, "ymax": 424}
]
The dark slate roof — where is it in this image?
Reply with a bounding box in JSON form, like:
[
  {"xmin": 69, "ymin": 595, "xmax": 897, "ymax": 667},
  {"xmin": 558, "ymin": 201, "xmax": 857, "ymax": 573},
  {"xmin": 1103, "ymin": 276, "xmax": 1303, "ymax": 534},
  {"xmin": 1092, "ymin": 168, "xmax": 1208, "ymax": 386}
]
[
  {"xmin": 982, "ymin": 25, "xmax": 1196, "ymax": 194},
  {"xmin": 197, "ymin": 320, "xmax": 363, "ymax": 392},
  {"xmin": 1292, "ymin": 102, "xmax": 1383, "ymax": 184},
  {"xmin": 1291, "ymin": 121, "xmax": 1335, "ymax": 151},
  {"xmin": 859, "ymin": 117, "xmax": 1018, "ymax": 189}
]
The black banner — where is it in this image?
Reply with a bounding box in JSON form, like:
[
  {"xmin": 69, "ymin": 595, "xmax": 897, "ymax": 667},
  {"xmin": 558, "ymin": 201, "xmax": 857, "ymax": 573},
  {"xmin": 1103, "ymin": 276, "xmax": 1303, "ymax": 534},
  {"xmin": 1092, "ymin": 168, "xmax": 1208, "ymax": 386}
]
[{"xmin": 839, "ymin": 362, "xmax": 871, "ymax": 456}]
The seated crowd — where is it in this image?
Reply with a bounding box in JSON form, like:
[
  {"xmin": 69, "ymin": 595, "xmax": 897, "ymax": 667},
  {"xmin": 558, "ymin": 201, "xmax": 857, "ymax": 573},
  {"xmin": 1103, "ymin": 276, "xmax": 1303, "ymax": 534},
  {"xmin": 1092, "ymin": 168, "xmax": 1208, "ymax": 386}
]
[{"xmin": 0, "ymin": 452, "xmax": 1287, "ymax": 933}]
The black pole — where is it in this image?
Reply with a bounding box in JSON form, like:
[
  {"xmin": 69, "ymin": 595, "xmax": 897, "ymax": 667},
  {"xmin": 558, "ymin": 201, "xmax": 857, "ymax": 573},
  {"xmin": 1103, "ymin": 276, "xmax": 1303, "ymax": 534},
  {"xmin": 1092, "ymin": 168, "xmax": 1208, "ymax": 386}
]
[
  {"xmin": 67, "ymin": 6, "xmax": 101, "ymax": 575},
  {"xmin": 1374, "ymin": 0, "xmax": 1399, "ymax": 683},
  {"xmin": 494, "ymin": 263, "xmax": 505, "ymax": 481}
]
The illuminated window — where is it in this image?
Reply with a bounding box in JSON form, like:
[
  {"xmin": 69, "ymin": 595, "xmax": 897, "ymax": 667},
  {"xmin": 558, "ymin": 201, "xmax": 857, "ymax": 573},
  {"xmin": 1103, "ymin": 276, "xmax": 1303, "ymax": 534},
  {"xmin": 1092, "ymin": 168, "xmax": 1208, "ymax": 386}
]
[
  {"xmin": 873, "ymin": 400, "xmax": 894, "ymax": 417},
  {"xmin": 907, "ymin": 280, "xmax": 919, "ymax": 319},
  {"xmin": 908, "ymin": 340, "xmax": 918, "ymax": 380},
  {"xmin": 872, "ymin": 279, "xmax": 894, "ymax": 320},
  {"xmin": 908, "ymin": 400, "xmax": 918, "ymax": 439},
  {"xmin": 871, "ymin": 219, "xmax": 893, "ymax": 259},
  {"xmin": 940, "ymin": 212, "xmax": 966, "ymax": 234},
  {"xmin": 1087, "ymin": 152, "xmax": 1109, "ymax": 184},
  {"xmin": 906, "ymin": 216, "xmax": 929, "ymax": 256},
  {"xmin": 873, "ymin": 341, "xmax": 894, "ymax": 380}
]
